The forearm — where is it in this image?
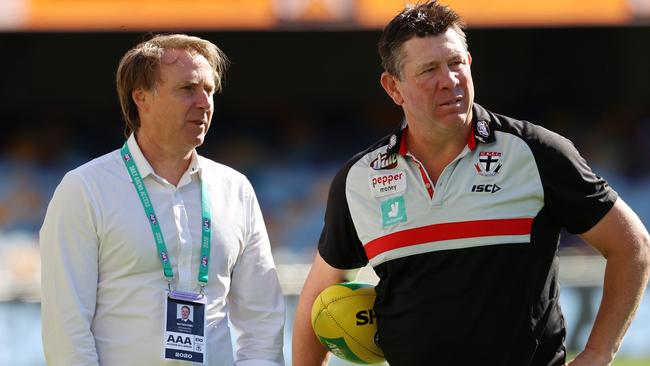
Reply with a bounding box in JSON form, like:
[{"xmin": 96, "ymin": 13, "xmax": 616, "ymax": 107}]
[
  {"xmin": 292, "ymin": 253, "xmax": 348, "ymax": 366},
  {"xmin": 229, "ymin": 186, "xmax": 286, "ymax": 363},
  {"xmin": 292, "ymin": 289, "xmax": 330, "ymax": 366},
  {"xmin": 581, "ymin": 247, "xmax": 650, "ymax": 363},
  {"xmin": 41, "ymin": 238, "xmax": 100, "ymax": 364},
  {"xmin": 229, "ymin": 261, "xmax": 285, "ymax": 362},
  {"xmin": 40, "ymin": 235, "xmax": 100, "ymax": 364},
  {"xmin": 569, "ymin": 198, "xmax": 650, "ymax": 366},
  {"xmin": 41, "ymin": 304, "xmax": 99, "ymax": 365}
]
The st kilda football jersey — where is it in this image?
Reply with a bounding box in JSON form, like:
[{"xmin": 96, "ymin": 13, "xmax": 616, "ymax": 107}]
[{"xmin": 318, "ymin": 103, "xmax": 617, "ymax": 366}]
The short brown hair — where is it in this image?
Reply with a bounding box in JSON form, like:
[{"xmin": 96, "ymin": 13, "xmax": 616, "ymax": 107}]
[
  {"xmin": 116, "ymin": 34, "xmax": 229, "ymax": 137},
  {"xmin": 378, "ymin": 1, "xmax": 467, "ymax": 79}
]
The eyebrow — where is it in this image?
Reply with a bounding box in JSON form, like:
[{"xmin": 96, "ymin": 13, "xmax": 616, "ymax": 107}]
[
  {"xmin": 417, "ymin": 60, "xmax": 440, "ymax": 70},
  {"xmin": 417, "ymin": 52, "xmax": 465, "ymax": 69},
  {"xmin": 178, "ymin": 78, "xmax": 215, "ymax": 88}
]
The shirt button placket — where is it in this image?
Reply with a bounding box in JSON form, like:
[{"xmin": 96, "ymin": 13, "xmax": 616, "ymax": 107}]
[{"xmin": 174, "ymin": 189, "xmax": 192, "ymax": 291}]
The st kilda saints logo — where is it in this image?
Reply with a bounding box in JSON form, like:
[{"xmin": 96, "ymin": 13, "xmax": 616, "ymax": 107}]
[{"xmin": 475, "ymin": 151, "xmax": 503, "ymax": 176}]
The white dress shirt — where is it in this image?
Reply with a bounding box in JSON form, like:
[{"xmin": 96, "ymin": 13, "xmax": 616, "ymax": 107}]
[{"xmin": 40, "ymin": 135, "xmax": 285, "ymax": 366}]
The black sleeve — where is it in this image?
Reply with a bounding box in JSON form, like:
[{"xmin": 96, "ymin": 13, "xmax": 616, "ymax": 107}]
[
  {"xmin": 526, "ymin": 124, "xmax": 618, "ymax": 234},
  {"xmin": 318, "ymin": 161, "xmax": 369, "ymax": 270}
]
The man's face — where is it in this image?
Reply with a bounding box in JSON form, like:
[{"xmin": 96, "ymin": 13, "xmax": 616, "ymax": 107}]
[
  {"xmin": 385, "ymin": 29, "xmax": 474, "ymax": 133},
  {"xmin": 137, "ymin": 48, "xmax": 215, "ymax": 153},
  {"xmin": 181, "ymin": 307, "xmax": 190, "ymax": 320}
]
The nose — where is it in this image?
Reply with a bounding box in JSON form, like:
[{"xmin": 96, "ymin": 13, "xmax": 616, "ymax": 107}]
[
  {"xmin": 195, "ymin": 89, "xmax": 212, "ymax": 110},
  {"xmin": 440, "ymin": 65, "xmax": 460, "ymax": 89}
]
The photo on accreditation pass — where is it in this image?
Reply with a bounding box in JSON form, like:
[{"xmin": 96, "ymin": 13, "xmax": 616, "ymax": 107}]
[{"xmin": 166, "ymin": 300, "xmax": 204, "ymax": 334}]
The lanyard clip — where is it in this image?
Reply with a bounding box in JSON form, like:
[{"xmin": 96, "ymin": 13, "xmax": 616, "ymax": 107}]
[
  {"xmin": 167, "ymin": 278, "xmax": 173, "ymax": 292},
  {"xmin": 199, "ymin": 283, "xmax": 206, "ymax": 296}
]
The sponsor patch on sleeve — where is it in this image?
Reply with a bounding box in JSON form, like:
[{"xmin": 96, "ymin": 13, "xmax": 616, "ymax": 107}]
[{"xmin": 370, "ymin": 171, "xmax": 407, "ymax": 197}]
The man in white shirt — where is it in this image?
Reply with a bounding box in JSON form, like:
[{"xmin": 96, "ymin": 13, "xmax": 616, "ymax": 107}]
[{"xmin": 40, "ymin": 34, "xmax": 285, "ymax": 366}]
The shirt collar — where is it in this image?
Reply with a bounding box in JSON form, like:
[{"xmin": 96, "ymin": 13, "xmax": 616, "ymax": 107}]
[
  {"xmin": 386, "ymin": 103, "xmax": 496, "ymax": 156},
  {"xmin": 386, "ymin": 120, "xmax": 408, "ymax": 156},
  {"xmin": 124, "ymin": 134, "xmax": 204, "ymax": 182},
  {"xmin": 470, "ymin": 103, "xmax": 496, "ymax": 147},
  {"xmin": 186, "ymin": 151, "xmax": 203, "ymax": 180},
  {"xmin": 125, "ymin": 134, "xmax": 156, "ymax": 179}
]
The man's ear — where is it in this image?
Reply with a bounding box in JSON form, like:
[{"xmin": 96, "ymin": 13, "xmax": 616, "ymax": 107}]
[
  {"xmin": 380, "ymin": 72, "xmax": 404, "ymax": 106},
  {"xmin": 132, "ymin": 88, "xmax": 149, "ymax": 112},
  {"xmin": 468, "ymin": 51, "xmax": 472, "ymax": 65}
]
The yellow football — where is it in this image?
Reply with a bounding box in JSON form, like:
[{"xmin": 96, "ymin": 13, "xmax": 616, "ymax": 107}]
[{"xmin": 311, "ymin": 282, "xmax": 385, "ymax": 364}]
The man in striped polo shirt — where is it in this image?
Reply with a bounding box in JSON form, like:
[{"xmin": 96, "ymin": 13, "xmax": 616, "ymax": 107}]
[{"xmin": 292, "ymin": 2, "xmax": 650, "ymax": 366}]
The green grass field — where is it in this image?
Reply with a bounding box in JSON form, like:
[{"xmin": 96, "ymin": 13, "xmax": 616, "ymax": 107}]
[{"xmin": 612, "ymin": 360, "xmax": 650, "ymax": 366}]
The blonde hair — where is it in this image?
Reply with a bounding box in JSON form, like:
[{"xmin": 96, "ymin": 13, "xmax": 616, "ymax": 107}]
[{"xmin": 116, "ymin": 34, "xmax": 229, "ymax": 137}]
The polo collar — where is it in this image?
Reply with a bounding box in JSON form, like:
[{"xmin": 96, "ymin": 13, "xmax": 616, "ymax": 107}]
[
  {"xmin": 386, "ymin": 120, "xmax": 408, "ymax": 157},
  {"xmin": 470, "ymin": 103, "xmax": 496, "ymax": 146},
  {"xmin": 386, "ymin": 103, "xmax": 496, "ymax": 156}
]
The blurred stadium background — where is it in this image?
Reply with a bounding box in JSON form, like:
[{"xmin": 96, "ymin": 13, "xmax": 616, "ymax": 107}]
[{"xmin": 1, "ymin": 0, "xmax": 650, "ymax": 365}]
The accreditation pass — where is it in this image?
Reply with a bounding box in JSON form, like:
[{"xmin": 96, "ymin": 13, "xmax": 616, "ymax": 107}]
[{"xmin": 163, "ymin": 290, "xmax": 207, "ymax": 363}]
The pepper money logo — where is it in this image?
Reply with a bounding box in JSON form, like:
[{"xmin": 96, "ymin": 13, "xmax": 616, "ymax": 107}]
[
  {"xmin": 201, "ymin": 256, "xmax": 208, "ymax": 267},
  {"xmin": 370, "ymin": 172, "xmax": 406, "ymax": 197},
  {"xmin": 149, "ymin": 213, "xmax": 158, "ymax": 225},
  {"xmin": 123, "ymin": 153, "xmax": 132, "ymax": 162}
]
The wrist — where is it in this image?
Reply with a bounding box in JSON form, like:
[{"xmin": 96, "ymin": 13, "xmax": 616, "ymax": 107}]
[{"xmin": 580, "ymin": 345, "xmax": 615, "ymax": 365}]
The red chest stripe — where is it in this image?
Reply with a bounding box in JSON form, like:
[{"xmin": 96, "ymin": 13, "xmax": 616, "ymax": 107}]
[{"xmin": 364, "ymin": 218, "xmax": 533, "ymax": 260}]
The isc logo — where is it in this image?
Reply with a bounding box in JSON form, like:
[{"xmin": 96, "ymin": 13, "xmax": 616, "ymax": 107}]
[
  {"xmin": 471, "ymin": 184, "xmax": 501, "ymax": 193},
  {"xmin": 356, "ymin": 309, "xmax": 376, "ymax": 325}
]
